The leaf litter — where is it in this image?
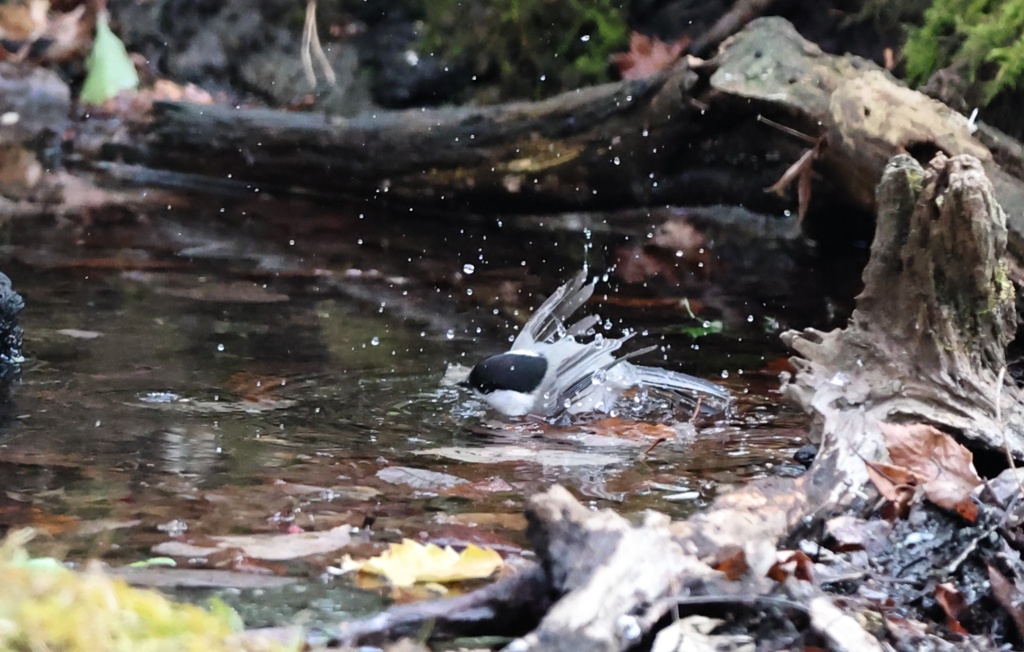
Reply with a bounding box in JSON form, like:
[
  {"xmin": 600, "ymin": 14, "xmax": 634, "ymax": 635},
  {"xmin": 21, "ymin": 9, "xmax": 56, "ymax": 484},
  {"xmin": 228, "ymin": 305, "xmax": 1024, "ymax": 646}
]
[{"xmin": 870, "ymin": 422, "xmax": 983, "ymax": 522}]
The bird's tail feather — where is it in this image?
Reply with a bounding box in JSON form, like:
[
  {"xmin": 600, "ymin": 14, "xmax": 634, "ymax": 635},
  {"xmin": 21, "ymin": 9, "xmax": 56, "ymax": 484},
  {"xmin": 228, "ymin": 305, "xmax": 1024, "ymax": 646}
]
[{"xmin": 633, "ymin": 365, "xmax": 730, "ymax": 402}]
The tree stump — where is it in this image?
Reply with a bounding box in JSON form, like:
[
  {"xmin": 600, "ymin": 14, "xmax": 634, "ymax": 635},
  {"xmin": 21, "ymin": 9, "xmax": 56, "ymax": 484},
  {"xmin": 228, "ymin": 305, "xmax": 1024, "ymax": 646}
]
[{"xmin": 783, "ymin": 153, "xmax": 1024, "ymax": 491}]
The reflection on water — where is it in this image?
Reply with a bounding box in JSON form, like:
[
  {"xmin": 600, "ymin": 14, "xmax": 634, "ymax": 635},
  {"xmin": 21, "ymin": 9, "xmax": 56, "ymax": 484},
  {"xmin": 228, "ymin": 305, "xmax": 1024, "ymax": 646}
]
[{"xmin": 0, "ymin": 197, "xmax": 861, "ymax": 626}]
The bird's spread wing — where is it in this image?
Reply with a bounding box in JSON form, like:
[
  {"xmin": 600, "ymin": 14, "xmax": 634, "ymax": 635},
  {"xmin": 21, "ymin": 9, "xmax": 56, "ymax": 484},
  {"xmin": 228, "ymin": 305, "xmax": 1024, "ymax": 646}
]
[
  {"xmin": 512, "ymin": 270, "xmax": 594, "ymax": 349},
  {"xmin": 535, "ymin": 334, "xmax": 630, "ymax": 416},
  {"xmin": 508, "ymin": 269, "xmax": 730, "ymax": 417}
]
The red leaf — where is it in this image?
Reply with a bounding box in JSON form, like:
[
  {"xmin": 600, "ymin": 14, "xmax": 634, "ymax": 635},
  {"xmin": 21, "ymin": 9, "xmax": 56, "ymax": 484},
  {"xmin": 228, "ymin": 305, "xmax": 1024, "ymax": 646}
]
[
  {"xmin": 710, "ymin": 544, "xmax": 748, "ymax": 581},
  {"xmin": 611, "ymin": 32, "xmax": 689, "ymax": 80}
]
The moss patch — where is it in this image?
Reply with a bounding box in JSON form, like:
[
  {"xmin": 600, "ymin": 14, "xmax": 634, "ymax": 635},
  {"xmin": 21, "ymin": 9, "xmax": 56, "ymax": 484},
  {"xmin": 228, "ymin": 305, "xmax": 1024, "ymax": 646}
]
[
  {"xmin": 904, "ymin": 0, "xmax": 1024, "ymax": 105},
  {"xmin": 419, "ymin": 0, "xmax": 630, "ymax": 101},
  {"xmin": 0, "ymin": 530, "xmax": 298, "ymax": 652}
]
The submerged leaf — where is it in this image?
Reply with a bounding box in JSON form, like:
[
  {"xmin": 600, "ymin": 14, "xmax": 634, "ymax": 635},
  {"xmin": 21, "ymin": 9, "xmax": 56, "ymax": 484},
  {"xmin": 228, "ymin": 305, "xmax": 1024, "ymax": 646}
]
[
  {"xmin": 153, "ymin": 525, "xmax": 352, "ymax": 561},
  {"xmin": 416, "ymin": 445, "xmax": 620, "ymax": 467},
  {"xmin": 80, "ymin": 11, "xmax": 139, "ymax": 106},
  {"xmin": 341, "ymin": 539, "xmax": 503, "ymax": 587}
]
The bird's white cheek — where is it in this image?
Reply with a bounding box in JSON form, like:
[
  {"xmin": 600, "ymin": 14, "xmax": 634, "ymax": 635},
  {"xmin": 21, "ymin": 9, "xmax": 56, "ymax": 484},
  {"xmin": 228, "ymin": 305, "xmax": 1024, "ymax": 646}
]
[{"xmin": 483, "ymin": 390, "xmax": 535, "ymax": 417}]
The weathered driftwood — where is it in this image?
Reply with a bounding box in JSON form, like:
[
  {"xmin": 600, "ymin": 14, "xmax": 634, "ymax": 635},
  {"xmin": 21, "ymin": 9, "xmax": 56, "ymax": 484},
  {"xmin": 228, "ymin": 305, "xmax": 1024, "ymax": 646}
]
[
  {"xmin": 783, "ymin": 153, "xmax": 1024, "ymax": 464},
  {"xmin": 332, "ymin": 485, "xmax": 879, "ymax": 651},
  {"xmin": 332, "ymin": 562, "xmax": 550, "ymax": 646},
  {"xmin": 120, "ymin": 17, "xmax": 1024, "ymax": 262},
  {"xmin": 329, "ymin": 154, "xmax": 1022, "ymax": 650}
]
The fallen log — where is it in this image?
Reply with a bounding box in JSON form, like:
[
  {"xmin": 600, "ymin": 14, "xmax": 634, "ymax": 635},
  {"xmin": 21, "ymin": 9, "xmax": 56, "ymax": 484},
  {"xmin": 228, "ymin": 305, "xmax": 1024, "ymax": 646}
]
[
  {"xmin": 113, "ymin": 17, "xmax": 1024, "ymax": 262},
  {"xmin": 329, "ymin": 154, "xmax": 1024, "ymax": 650}
]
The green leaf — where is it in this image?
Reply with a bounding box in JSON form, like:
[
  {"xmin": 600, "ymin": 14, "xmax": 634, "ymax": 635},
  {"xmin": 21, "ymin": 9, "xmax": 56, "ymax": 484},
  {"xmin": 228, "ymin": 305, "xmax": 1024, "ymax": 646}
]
[
  {"xmin": 671, "ymin": 320, "xmax": 723, "ymax": 339},
  {"xmin": 80, "ymin": 11, "xmax": 139, "ymax": 106},
  {"xmin": 128, "ymin": 556, "xmax": 177, "ymax": 568}
]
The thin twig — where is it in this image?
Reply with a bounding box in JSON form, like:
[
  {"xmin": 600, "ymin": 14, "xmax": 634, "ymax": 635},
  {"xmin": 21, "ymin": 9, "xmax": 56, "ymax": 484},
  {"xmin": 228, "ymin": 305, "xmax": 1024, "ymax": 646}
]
[
  {"xmin": 641, "ymin": 437, "xmax": 667, "ymax": 457},
  {"xmin": 689, "ymin": 396, "xmax": 704, "ymax": 423},
  {"xmin": 302, "ymin": 1, "xmax": 337, "ymax": 89},
  {"xmin": 996, "ymin": 367, "xmax": 1024, "ymax": 497},
  {"xmin": 757, "ymin": 115, "xmax": 818, "ymax": 144}
]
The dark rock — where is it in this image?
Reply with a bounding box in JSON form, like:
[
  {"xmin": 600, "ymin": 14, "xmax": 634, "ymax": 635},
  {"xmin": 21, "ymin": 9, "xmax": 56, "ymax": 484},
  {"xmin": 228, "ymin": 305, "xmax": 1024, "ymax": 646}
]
[{"xmin": 793, "ymin": 444, "xmax": 817, "ymax": 467}]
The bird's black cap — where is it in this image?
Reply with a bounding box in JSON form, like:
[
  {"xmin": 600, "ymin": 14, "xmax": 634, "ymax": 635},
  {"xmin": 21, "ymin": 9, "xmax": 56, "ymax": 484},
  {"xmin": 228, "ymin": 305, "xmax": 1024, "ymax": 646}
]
[{"xmin": 463, "ymin": 352, "xmax": 548, "ymax": 394}]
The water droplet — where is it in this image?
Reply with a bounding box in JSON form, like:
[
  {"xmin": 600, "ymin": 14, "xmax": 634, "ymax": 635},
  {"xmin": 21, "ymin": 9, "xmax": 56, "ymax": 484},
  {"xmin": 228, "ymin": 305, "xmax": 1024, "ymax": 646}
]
[
  {"xmin": 580, "ymin": 34, "xmax": 591, "ymax": 42},
  {"xmin": 216, "ymin": 343, "xmax": 225, "ymax": 352},
  {"xmin": 446, "ymin": 329, "xmax": 455, "ymax": 340},
  {"xmin": 466, "ymin": 288, "xmax": 474, "ymax": 296},
  {"xmin": 720, "ymin": 370, "xmax": 730, "ymax": 379},
  {"xmin": 463, "ymin": 263, "xmax": 475, "ymax": 274},
  {"xmin": 747, "ymin": 314, "xmax": 754, "ymax": 322},
  {"xmin": 370, "ymin": 337, "xmax": 380, "ymax": 346},
  {"xmin": 613, "ymin": 156, "xmax": 621, "ymax": 166}
]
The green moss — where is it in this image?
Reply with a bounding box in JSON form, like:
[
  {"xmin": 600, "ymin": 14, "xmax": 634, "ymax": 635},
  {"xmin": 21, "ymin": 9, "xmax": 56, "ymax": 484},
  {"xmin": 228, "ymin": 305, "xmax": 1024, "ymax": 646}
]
[
  {"xmin": 419, "ymin": 0, "xmax": 630, "ymax": 101},
  {"xmin": 905, "ymin": 0, "xmax": 1024, "ymax": 104},
  {"xmin": 0, "ymin": 530, "xmax": 299, "ymax": 652},
  {"xmin": 995, "ymin": 260, "xmax": 1016, "ymax": 305}
]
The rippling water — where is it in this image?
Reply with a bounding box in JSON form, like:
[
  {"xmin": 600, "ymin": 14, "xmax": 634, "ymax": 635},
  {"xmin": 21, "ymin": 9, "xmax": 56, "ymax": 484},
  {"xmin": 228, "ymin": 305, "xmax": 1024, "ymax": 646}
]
[{"xmin": 0, "ymin": 197, "xmax": 862, "ymax": 626}]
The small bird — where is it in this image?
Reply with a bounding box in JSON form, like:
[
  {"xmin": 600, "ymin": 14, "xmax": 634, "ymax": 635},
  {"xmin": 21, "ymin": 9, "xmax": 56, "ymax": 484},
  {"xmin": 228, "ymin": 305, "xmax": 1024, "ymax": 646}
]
[{"xmin": 461, "ymin": 270, "xmax": 729, "ymax": 418}]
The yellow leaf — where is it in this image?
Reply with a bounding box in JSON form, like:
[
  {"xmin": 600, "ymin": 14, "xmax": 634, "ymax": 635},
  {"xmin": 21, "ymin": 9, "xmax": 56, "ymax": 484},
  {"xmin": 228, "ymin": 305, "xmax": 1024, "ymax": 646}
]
[{"xmin": 341, "ymin": 539, "xmax": 503, "ymax": 587}]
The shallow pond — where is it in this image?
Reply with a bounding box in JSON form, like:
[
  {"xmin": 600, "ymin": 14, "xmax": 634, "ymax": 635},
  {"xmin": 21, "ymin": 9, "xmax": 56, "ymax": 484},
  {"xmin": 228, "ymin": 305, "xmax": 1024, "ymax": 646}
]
[{"xmin": 0, "ymin": 195, "xmax": 863, "ymax": 627}]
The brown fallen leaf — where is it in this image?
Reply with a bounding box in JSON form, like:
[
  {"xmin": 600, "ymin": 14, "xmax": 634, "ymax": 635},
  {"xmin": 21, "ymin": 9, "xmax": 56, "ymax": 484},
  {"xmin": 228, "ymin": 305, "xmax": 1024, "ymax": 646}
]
[
  {"xmin": 863, "ymin": 459, "xmax": 917, "ymax": 520},
  {"xmin": 765, "ymin": 137, "xmax": 825, "ymax": 224},
  {"xmin": 766, "ymin": 550, "xmax": 815, "ymax": 583},
  {"xmin": 610, "ymin": 32, "xmax": 690, "ymax": 80},
  {"xmin": 585, "ymin": 416, "xmax": 677, "ymax": 442},
  {"xmin": 442, "ymin": 477, "xmax": 516, "ymax": 500},
  {"xmin": 935, "ymin": 582, "xmax": 969, "ymax": 635},
  {"xmin": 880, "ymin": 422, "xmax": 982, "ymax": 523},
  {"xmin": 709, "ymin": 544, "xmax": 748, "ymax": 581},
  {"xmin": 988, "ymin": 564, "xmax": 1024, "ymax": 640},
  {"xmin": 223, "ymin": 371, "xmax": 289, "ymax": 402}
]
